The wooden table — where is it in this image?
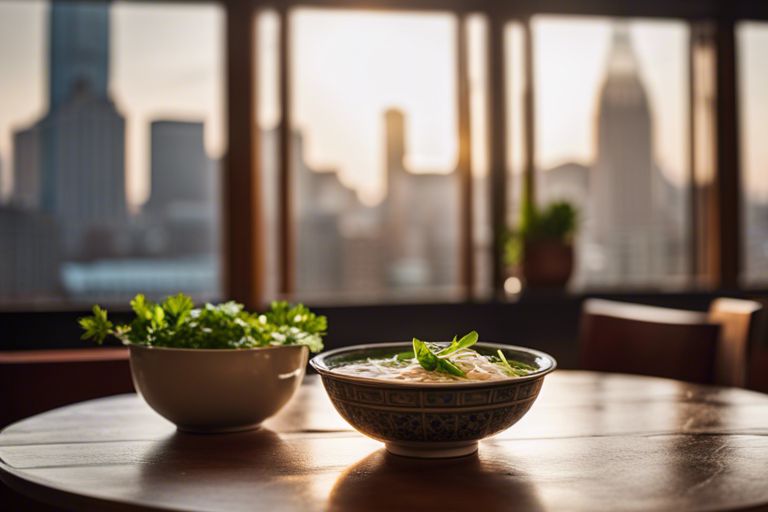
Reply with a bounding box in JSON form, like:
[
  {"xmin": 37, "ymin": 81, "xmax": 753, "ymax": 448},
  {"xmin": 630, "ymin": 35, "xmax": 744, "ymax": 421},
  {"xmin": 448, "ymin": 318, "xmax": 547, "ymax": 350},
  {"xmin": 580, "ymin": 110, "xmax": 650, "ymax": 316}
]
[{"xmin": 2, "ymin": 371, "xmax": 768, "ymax": 512}]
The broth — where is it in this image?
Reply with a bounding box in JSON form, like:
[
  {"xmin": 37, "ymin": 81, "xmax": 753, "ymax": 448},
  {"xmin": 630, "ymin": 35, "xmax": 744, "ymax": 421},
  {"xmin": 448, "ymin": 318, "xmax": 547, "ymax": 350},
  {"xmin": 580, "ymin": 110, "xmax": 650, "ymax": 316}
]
[{"xmin": 330, "ymin": 347, "xmax": 535, "ymax": 383}]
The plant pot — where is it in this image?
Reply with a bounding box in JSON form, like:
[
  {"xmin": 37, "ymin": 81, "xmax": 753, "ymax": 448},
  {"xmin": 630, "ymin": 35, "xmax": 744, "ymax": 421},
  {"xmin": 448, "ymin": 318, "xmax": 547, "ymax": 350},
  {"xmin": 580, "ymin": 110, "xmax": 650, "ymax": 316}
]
[{"xmin": 521, "ymin": 239, "xmax": 574, "ymax": 289}]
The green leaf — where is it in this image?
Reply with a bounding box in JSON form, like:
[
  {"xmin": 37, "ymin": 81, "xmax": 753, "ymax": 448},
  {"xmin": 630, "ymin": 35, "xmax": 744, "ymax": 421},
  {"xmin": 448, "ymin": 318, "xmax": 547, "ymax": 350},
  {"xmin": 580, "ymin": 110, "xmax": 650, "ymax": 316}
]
[
  {"xmin": 496, "ymin": 349, "xmax": 536, "ymax": 377},
  {"xmin": 162, "ymin": 293, "xmax": 194, "ymax": 326},
  {"xmin": 395, "ymin": 350, "xmax": 415, "ymax": 361},
  {"xmin": 455, "ymin": 330, "xmax": 479, "ymax": 350},
  {"xmin": 78, "ymin": 305, "xmax": 114, "ymax": 344},
  {"xmin": 130, "ymin": 294, "xmax": 152, "ymax": 319},
  {"xmin": 413, "ymin": 338, "xmax": 438, "ymax": 371},
  {"xmin": 437, "ymin": 330, "xmax": 478, "ymax": 356},
  {"xmin": 437, "ymin": 357, "xmax": 466, "ymax": 377},
  {"xmin": 78, "ymin": 294, "xmax": 327, "ymax": 353}
]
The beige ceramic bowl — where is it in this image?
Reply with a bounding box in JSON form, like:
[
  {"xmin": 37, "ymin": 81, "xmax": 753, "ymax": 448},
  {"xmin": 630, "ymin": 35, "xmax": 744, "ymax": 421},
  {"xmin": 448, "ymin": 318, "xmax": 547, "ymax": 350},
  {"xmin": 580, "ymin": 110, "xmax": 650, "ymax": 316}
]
[{"xmin": 129, "ymin": 344, "xmax": 308, "ymax": 433}]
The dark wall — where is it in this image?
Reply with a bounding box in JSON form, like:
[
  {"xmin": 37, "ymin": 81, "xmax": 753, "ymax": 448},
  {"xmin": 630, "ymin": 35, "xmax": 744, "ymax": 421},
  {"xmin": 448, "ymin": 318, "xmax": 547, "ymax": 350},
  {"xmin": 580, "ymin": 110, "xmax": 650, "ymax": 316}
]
[{"xmin": 3, "ymin": 291, "xmax": 758, "ymax": 370}]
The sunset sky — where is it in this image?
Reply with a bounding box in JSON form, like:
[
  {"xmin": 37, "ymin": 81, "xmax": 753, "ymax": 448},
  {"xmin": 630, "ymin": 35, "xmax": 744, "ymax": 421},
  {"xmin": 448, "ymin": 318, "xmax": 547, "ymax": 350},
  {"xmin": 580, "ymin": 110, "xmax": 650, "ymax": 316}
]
[{"xmin": 1, "ymin": 2, "xmax": 766, "ymax": 206}]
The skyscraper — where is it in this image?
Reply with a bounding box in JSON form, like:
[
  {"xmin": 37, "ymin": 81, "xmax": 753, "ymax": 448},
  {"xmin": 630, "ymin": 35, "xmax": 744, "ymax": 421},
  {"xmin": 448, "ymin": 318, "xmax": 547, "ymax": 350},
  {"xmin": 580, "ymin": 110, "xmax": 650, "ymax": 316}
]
[
  {"xmin": 383, "ymin": 109, "xmax": 459, "ymax": 291},
  {"xmin": 144, "ymin": 120, "xmax": 217, "ymax": 257},
  {"xmin": 12, "ymin": 1, "xmax": 127, "ymax": 259},
  {"xmin": 49, "ymin": 2, "xmax": 110, "ymax": 111},
  {"xmin": 587, "ymin": 25, "xmax": 658, "ymax": 285}
]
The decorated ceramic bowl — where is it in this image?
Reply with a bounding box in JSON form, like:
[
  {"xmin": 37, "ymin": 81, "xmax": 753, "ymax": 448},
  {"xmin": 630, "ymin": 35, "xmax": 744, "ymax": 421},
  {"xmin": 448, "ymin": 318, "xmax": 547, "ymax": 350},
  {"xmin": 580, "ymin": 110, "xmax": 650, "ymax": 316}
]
[
  {"xmin": 310, "ymin": 342, "xmax": 556, "ymax": 458},
  {"xmin": 130, "ymin": 344, "xmax": 308, "ymax": 433}
]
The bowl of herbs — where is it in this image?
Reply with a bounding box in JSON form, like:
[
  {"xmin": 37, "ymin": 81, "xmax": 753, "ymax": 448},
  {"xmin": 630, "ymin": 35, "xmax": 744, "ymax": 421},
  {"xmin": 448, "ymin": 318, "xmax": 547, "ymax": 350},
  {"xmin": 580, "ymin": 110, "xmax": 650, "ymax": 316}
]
[{"xmin": 80, "ymin": 293, "xmax": 326, "ymax": 433}]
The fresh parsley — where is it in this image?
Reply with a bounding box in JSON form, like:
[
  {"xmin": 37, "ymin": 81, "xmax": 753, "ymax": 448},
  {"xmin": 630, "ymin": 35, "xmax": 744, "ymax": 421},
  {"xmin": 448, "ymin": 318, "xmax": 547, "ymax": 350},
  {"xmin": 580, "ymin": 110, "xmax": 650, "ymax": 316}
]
[{"xmin": 79, "ymin": 293, "xmax": 327, "ymax": 353}]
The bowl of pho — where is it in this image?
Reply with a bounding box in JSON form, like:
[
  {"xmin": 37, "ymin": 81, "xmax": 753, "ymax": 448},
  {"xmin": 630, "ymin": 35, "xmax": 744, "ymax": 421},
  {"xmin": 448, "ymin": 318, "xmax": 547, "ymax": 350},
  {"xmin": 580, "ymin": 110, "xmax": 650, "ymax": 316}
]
[{"xmin": 310, "ymin": 331, "xmax": 555, "ymax": 458}]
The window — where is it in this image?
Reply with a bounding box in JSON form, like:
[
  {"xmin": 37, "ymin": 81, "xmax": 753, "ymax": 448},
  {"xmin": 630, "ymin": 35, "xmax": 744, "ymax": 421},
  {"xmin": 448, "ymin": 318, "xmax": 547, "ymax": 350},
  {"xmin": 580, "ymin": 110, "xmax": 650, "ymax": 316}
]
[
  {"xmin": 738, "ymin": 21, "xmax": 768, "ymax": 287},
  {"xmin": 0, "ymin": 0, "xmax": 224, "ymax": 305},
  {"xmin": 527, "ymin": 16, "xmax": 691, "ymax": 290},
  {"xmin": 2, "ymin": 0, "xmax": 766, "ymax": 315},
  {"xmin": 289, "ymin": 9, "xmax": 462, "ymax": 302}
]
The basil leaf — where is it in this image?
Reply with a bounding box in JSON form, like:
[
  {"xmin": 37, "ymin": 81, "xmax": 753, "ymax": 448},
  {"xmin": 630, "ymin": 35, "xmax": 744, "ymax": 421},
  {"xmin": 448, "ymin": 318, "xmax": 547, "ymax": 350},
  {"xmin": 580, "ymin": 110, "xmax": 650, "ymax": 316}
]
[
  {"xmin": 413, "ymin": 338, "xmax": 438, "ymax": 371},
  {"xmin": 437, "ymin": 330, "xmax": 478, "ymax": 356},
  {"xmin": 437, "ymin": 358, "xmax": 466, "ymax": 377}
]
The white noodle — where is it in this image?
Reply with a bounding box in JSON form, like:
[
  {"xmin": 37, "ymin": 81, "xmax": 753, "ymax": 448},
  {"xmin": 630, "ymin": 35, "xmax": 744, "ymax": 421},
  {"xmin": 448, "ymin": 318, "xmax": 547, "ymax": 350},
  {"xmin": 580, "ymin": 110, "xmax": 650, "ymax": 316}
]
[{"xmin": 331, "ymin": 348, "xmax": 526, "ymax": 383}]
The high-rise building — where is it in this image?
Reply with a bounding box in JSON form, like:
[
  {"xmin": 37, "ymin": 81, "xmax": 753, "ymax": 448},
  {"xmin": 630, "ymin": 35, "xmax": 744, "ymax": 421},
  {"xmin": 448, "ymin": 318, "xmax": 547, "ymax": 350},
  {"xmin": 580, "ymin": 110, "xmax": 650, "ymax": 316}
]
[
  {"xmin": 49, "ymin": 2, "xmax": 110, "ymax": 111},
  {"xmin": 146, "ymin": 121, "xmax": 213, "ymax": 211},
  {"xmin": 587, "ymin": 26, "xmax": 659, "ymax": 285},
  {"xmin": 143, "ymin": 120, "xmax": 217, "ymax": 257},
  {"xmin": 12, "ymin": 1, "xmax": 127, "ymax": 259},
  {"xmin": 12, "ymin": 126, "xmax": 42, "ymax": 210},
  {"xmin": 0, "ymin": 206, "xmax": 61, "ymax": 299},
  {"xmin": 383, "ymin": 109, "xmax": 459, "ymax": 291}
]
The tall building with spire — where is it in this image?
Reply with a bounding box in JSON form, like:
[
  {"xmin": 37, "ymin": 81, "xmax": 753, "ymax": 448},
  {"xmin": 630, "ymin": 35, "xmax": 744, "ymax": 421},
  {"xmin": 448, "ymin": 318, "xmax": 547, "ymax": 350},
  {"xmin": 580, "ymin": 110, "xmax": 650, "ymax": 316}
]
[
  {"xmin": 13, "ymin": 1, "xmax": 127, "ymax": 259},
  {"xmin": 383, "ymin": 109, "xmax": 459, "ymax": 291},
  {"xmin": 586, "ymin": 25, "xmax": 659, "ymax": 285}
]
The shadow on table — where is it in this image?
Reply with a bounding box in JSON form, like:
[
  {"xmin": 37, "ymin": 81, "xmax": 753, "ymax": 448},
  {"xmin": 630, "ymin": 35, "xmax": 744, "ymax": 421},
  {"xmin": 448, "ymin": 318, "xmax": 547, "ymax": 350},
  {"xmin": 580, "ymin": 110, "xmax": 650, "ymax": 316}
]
[
  {"xmin": 136, "ymin": 427, "xmax": 308, "ymax": 507},
  {"xmin": 327, "ymin": 449, "xmax": 545, "ymax": 512}
]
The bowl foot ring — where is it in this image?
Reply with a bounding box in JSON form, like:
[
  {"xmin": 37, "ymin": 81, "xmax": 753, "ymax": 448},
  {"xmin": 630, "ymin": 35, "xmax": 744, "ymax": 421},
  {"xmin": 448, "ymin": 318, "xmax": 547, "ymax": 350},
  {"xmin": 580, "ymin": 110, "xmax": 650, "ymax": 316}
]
[
  {"xmin": 176, "ymin": 423, "xmax": 262, "ymax": 434},
  {"xmin": 385, "ymin": 441, "xmax": 478, "ymax": 459}
]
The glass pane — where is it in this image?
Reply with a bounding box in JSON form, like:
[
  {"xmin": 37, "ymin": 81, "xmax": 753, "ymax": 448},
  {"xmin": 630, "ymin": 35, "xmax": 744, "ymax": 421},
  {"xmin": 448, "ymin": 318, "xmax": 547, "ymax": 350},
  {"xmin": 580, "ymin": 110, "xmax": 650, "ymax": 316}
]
[
  {"xmin": 291, "ymin": 9, "xmax": 460, "ymax": 302},
  {"xmin": 0, "ymin": 0, "xmax": 224, "ymax": 305},
  {"xmin": 531, "ymin": 16, "xmax": 691, "ymax": 290},
  {"xmin": 738, "ymin": 22, "xmax": 768, "ymax": 287}
]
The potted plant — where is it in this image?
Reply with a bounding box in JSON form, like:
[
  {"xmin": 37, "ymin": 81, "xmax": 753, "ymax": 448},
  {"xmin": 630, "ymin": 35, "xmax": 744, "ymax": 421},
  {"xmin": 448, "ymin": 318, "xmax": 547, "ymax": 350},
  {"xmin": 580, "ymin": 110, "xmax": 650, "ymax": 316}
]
[
  {"xmin": 79, "ymin": 294, "xmax": 326, "ymax": 433},
  {"xmin": 506, "ymin": 200, "xmax": 577, "ymax": 290}
]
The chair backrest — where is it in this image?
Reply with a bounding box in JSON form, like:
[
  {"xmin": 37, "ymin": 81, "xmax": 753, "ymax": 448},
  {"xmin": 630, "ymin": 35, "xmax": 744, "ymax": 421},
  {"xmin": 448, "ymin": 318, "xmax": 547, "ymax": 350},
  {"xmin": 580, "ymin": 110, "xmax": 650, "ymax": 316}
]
[
  {"xmin": 580, "ymin": 299, "xmax": 721, "ymax": 384},
  {"xmin": 708, "ymin": 298, "xmax": 763, "ymax": 387},
  {"xmin": 0, "ymin": 348, "xmax": 133, "ymax": 428}
]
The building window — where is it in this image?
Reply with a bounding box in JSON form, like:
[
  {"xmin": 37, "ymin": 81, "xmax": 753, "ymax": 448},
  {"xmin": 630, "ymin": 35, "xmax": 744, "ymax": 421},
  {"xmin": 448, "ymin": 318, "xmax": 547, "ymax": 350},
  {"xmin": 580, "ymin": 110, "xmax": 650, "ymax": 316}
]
[
  {"xmin": 527, "ymin": 16, "xmax": 692, "ymax": 290},
  {"xmin": 0, "ymin": 0, "xmax": 224, "ymax": 305}
]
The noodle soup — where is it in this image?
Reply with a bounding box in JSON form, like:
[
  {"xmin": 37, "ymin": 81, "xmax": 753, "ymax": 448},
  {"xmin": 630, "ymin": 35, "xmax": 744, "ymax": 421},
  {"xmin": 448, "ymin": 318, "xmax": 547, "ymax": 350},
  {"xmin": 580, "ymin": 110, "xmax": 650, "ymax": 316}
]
[
  {"xmin": 311, "ymin": 338, "xmax": 557, "ymax": 458},
  {"xmin": 329, "ymin": 332, "xmax": 538, "ymax": 383}
]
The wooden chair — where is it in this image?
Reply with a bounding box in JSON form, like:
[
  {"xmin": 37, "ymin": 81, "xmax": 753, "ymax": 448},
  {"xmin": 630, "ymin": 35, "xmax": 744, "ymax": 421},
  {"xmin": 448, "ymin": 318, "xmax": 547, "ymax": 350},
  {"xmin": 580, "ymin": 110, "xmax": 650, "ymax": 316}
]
[
  {"xmin": 580, "ymin": 299, "xmax": 721, "ymax": 384},
  {"xmin": 708, "ymin": 298, "xmax": 763, "ymax": 387},
  {"xmin": 0, "ymin": 348, "xmax": 134, "ymax": 510},
  {"xmin": 0, "ymin": 348, "xmax": 133, "ymax": 428}
]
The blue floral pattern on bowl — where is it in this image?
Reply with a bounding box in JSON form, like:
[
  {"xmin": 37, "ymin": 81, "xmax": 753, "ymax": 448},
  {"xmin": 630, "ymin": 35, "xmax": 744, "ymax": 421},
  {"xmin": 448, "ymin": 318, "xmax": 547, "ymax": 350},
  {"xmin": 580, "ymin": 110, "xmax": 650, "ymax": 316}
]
[{"xmin": 311, "ymin": 342, "xmax": 556, "ymax": 458}]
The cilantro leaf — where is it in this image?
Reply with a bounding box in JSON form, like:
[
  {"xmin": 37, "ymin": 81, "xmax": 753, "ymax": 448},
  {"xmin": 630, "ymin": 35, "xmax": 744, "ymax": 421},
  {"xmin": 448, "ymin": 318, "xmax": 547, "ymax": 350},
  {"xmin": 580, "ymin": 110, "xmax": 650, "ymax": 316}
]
[
  {"xmin": 78, "ymin": 293, "xmax": 327, "ymax": 352},
  {"xmin": 78, "ymin": 306, "xmax": 113, "ymax": 344}
]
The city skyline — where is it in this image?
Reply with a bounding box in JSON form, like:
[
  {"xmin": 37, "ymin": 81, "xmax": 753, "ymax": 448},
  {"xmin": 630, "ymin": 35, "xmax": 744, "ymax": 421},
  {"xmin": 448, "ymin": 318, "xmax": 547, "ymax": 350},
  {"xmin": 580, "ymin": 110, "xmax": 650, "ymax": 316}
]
[
  {"xmin": 6, "ymin": 6, "xmax": 763, "ymax": 207},
  {"xmin": 1, "ymin": 2, "xmax": 767, "ymax": 299}
]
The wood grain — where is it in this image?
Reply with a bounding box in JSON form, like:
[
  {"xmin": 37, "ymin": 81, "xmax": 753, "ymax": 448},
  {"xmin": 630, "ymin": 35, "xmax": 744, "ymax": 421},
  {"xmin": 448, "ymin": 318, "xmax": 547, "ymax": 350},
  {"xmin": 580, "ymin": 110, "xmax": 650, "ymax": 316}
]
[{"xmin": 2, "ymin": 372, "xmax": 768, "ymax": 512}]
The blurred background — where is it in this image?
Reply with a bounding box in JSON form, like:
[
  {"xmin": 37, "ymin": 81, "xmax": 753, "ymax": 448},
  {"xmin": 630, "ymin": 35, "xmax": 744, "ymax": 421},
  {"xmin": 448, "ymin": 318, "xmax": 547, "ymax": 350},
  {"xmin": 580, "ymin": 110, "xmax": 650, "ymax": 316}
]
[{"xmin": 1, "ymin": 0, "xmax": 767, "ymax": 360}]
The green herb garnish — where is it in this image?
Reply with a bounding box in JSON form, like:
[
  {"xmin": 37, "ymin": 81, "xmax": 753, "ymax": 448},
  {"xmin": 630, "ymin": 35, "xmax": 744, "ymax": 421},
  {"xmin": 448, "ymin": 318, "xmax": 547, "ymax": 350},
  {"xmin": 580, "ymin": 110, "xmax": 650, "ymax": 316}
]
[
  {"xmin": 412, "ymin": 330, "xmax": 480, "ymax": 378},
  {"xmin": 79, "ymin": 293, "xmax": 326, "ymax": 352},
  {"xmin": 496, "ymin": 349, "xmax": 537, "ymax": 376},
  {"xmin": 437, "ymin": 330, "xmax": 478, "ymax": 356}
]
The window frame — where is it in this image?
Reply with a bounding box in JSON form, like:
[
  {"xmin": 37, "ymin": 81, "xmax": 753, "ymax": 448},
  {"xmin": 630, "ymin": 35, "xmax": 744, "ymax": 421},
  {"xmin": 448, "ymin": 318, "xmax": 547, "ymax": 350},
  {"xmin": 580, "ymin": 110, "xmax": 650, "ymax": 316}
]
[{"xmin": 2, "ymin": 0, "xmax": 768, "ymax": 316}]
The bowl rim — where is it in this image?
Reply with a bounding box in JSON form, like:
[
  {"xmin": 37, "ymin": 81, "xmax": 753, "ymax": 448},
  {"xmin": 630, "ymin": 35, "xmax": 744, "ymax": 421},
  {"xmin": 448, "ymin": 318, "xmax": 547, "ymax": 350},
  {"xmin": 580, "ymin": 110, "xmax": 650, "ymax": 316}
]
[
  {"xmin": 310, "ymin": 341, "xmax": 557, "ymax": 388},
  {"xmin": 128, "ymin": 344, "xmax": 309, "ymax": 354}
]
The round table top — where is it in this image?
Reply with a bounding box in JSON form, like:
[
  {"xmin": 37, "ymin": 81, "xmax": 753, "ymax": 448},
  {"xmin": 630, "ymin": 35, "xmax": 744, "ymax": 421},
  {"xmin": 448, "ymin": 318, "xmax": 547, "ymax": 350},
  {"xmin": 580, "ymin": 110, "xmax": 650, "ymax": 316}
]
[{"xmin": 2, "ymin": 371, "xmax": 768, "ymax": 512}]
